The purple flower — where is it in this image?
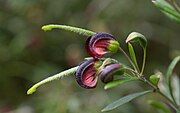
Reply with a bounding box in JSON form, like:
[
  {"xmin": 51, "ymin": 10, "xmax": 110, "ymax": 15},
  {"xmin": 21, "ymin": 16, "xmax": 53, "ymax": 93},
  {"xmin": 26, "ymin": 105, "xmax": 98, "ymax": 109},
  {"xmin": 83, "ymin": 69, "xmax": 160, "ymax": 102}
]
[
  {"xmin": 76, "ymin": 58, "xmax": 98, "ymax": 89},
  {"xmin": 86, "ymin": 32, "xmax": 119, "ymax": 59},
  {"xmin": 75, "ymin": 58, "xmax": 121, "ymax": 89}
]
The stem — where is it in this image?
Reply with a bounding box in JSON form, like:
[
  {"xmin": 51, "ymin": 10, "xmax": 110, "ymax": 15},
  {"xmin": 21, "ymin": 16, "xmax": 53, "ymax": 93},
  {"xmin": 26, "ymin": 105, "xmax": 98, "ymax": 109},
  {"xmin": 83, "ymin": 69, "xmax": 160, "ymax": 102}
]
[
  {"xmin": 125, "ymin": 68, "xmax": 179, "ymax": 111},
  {"xmin": 140, "ymin": 48, "xmax": 146, "ymax": 75},
  {"xmin": 158, "ymin": 91, "xmax": 179, "ymax": 111},
  {"xmin": 142, "ymin": 77, "xmax": 179, "ymax": 111},
  {"xmin": 124, "ymin": 67, "xmax": 140, "ymax": 77},
  {"xmin": 143, "ymin": 78, "xmax": 179, "ymax": 111},
  {"xmin": 119, "ymin": 47, "xmax": 138, "ymax": 72},
  {"xmin": 141, "ymin": 77, "xmax": 158, "ymax": 90}
]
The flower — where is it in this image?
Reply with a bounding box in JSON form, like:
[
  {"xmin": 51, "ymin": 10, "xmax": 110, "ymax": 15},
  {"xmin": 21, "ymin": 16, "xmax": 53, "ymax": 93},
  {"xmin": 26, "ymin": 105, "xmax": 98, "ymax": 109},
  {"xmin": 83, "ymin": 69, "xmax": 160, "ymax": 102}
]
[
  {"xmin": 75, "ymin": 58, "xmax": 121, "ymax": 89},
  {"xmin": 86, "ymin": 32, "xmax": 120, "ymax": 59},
  {"xmin": 75, "ymin": 58, "xmax": 99, "ymax": 89}
]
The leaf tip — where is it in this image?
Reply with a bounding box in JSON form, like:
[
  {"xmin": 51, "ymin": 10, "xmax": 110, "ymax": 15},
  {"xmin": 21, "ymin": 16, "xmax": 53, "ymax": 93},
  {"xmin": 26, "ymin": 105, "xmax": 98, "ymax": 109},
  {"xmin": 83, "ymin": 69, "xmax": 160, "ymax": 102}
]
[
  {"xmin": 101, "ymin": 108, "xmax": 106, "ymax": 112},
  {"xmin": 101, "ymin": 107, "xmax": 112, "ymax": 112},
  {"xmin": 126, "ymin": 32, "xmax": 147, "ymax": 48},
  {"xmin": 125, "ymin": 38, "xmax": 130, "ymax": 43},
  {"xmin": 104, "ymin": 86, "xmax": 108, "ymax": 90},
  {"xmin": 125, "ymin": 32, "xmax": 138, "ymax": 43},
  {"xmin": 151, "ymin": 0, "xmax": 156, "ymax": 3}
]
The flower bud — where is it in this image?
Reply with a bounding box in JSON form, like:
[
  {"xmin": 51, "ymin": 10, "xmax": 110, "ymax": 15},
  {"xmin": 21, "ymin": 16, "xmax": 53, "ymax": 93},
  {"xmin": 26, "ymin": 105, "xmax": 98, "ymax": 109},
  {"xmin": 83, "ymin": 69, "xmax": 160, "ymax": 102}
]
[
  {"xmin": 99, "ymin": 63, "xmax": 121, "ymax": 83},
  {"xmin": 149, "ymin": 74, "xmax": 160, "ymax": 86}
]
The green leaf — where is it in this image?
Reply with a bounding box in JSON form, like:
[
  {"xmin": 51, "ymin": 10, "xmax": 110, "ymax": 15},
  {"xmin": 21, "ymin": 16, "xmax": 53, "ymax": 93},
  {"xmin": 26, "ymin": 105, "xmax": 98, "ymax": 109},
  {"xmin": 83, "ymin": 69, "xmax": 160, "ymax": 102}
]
[
  {"xmin": 128, "ymin": 43, "xmax": 140, "ymax": 72},
  {"xmin": 166, "ymin": 56, "xmax": 180, "ymax": 104},
  {"xmin": 148, "ymin": 100, "xmax": 172, "ymax": 113},
  {"xmin": 104, "ymin": 77, "xmax": 138, "ymax": 90},
  {"xmin": 126, "ymin": 32, "xmax": 147, "ymax": 74},
  {"xmin": 126, "ymin": 32, "xmax": 147, "ymax": 49},
  {"xmin": 27, "ymin": 66, "xmax": 78, "ymax": 95},
  {"xmin": 166, "ymin": 56, "xmax": 180, "ymax": 82},
  {"xmin": 149, "ymin": 74, "xmax": 160, "ymax": 86},
  {"xmin": 42, "ymin": 24, "xmax": 96, "ymax": 36},
  {"xmin": 101, "ymin": 90, "xmax": 153, "ymax": 112},
  {"xmin": 152, "ymin": 0, "xmax": 180, "ymax": 22}
]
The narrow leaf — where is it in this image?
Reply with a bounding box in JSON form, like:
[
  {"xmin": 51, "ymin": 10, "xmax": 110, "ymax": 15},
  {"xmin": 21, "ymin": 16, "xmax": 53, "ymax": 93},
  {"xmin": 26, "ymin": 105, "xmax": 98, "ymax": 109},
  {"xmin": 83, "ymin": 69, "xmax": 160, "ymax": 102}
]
[
  {"xmin": 126, "ymin": 32, "xmax": 147, "ymax": 74},
  {"xmin": 152, "ymin": 0, "xmax": 180, "ymax": 22},
  {"xmin": 166, "ymin": 56, "xmax": 180, "ymax": 82},
  {"xmin": 126, "ymin": 32, "xmax": 147, "ymax": 48},
  {"xmin": 101, "ymin": 90, "xmax": 153, "ymax": 112},
  {"xmin": 104, "ymin": 77, "xmax": 138, "ymax": 90},
  {"xmin": 27, "ymin": 66, "xmax": 78, "ymax": 95},
  {"xmin": 42, "ymin": 24, "xmax": 96, "ymax": 36},
  {"xmin": 148, "ymin": 100, "xmax": 172, "ymax": 113},
  {"xmin": 128, "ymin": 43, "xmax": 140, "ymax": 72},
  {"xmin": 166, "ymin": 56, "xmax": 180, "ymax": 104}
]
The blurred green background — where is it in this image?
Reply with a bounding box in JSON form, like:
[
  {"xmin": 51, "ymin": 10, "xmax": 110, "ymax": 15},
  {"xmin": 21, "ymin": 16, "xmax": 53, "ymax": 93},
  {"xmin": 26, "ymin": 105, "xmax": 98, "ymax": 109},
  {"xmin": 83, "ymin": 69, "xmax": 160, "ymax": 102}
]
[{"xmin": 0, "ymin": 0, "xmax": 179, "ymax": 113}]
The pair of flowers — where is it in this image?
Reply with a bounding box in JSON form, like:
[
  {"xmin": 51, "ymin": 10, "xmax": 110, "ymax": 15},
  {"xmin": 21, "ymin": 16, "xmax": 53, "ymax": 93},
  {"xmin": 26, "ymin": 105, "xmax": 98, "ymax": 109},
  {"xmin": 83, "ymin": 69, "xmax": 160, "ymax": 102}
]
[{"xmin": 75, "ymin": 32, "xmax": 121, "ymax": 89}]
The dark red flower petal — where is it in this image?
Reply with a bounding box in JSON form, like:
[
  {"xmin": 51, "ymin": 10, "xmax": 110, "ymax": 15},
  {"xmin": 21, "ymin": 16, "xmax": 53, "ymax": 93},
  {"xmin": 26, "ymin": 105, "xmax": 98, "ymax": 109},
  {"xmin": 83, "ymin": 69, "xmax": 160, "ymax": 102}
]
[
  {"xmin": 86, "ymin": 32, "xmax": 116, "ymax": 59},
  {"xmin": 76, "ymin": 59, "xmax": 98, "ymax": 89},
  {"xmin": 99, "ymin": 63, "xmax": 121, "ymax": 83}
]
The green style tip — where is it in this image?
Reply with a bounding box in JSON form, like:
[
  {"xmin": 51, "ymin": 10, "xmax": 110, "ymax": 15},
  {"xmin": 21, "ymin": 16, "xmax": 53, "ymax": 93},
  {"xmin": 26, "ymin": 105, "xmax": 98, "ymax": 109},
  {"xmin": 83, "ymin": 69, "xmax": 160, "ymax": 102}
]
[
  {"xmin": 42, "ymin": 25, "xmax": 52, "ymax": 31},
  {"xmin": 27, "ymin": 87, "xmax": 37, "ymax": 95}
]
